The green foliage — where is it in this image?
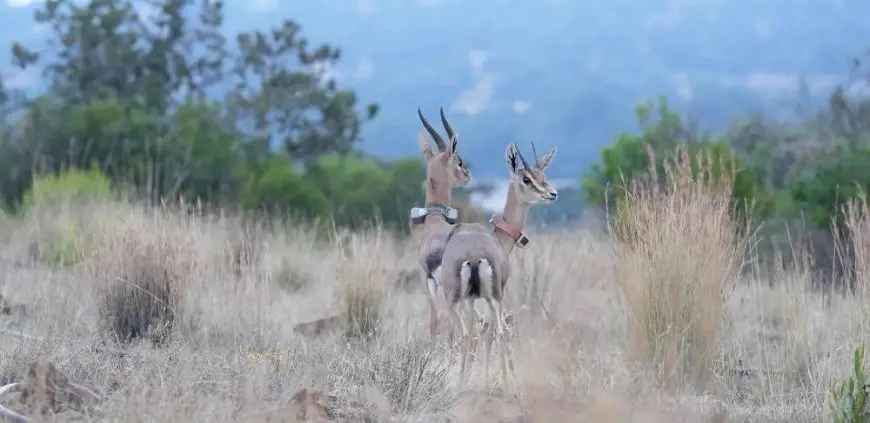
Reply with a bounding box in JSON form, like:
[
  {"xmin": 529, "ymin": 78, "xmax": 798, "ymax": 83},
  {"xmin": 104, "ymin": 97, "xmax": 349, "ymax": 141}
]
[
  {"xmin": 829, "ymin": 345, "xmax": 870, "ymax": 423},
  {"xmin": 307, "ymin": 153, "xmax": 392, "ymax": 227},
  {"xmin": 0, "ymin": 0, "xmax": 869, "ymax": 236},
  {"xmin": 157, "ymin": 100, "xmax": 243, "ymax": 203},
  {"xmin": 790, "ymin": 149, "xmax": 870, "ymax": 229},
  {"xmin": 583, "ymin": 96, "xmax": 772, "ymax": 220},
  {"xmin": 239, "ymin": 154, "xmax": 330, "ymax": 220},
  {"xmin": 305, "ymin": 153, "xmax": 427, "ymax": 230},
  {"xmin": 20, "ymin": 168, "xmax": 110, "ymax": 267},
  {"xmin": 34, "ymin": 222, "xmax": 82, "ymax": 267},
  {"xmin": 22, "ymin": 167, "xmax": 113, "ymax": 211},
  {"xmin": 378, "ymin": 157, "xmax": 429, "ymax": 229},
  {"xmin": 0, "ymin": 0, "xmax": 380, "ymax": 226}
]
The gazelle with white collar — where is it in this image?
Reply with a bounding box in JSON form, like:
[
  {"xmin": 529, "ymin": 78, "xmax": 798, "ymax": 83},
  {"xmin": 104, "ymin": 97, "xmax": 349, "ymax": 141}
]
[
  {"xmin": 439, "ymin": 141, "xmax": 558, "ymax": 385},
  {"xmin": 409, "ymin": 107, "xmax": 471, "ymax": 341}
]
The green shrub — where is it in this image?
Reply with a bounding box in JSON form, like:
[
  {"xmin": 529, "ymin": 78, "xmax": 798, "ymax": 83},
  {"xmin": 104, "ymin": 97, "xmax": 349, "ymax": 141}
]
[
  {"xmin": 790, "ymin": 148, "xmax": 870, "ymax": 229},
  {"xmin": 239, "ymin": 154, "xmax": 330, "ymax": 220},
  {"xmin": 829, "ymin": 345, "xmax": 870, "ymax": 423},
  {"xmin": 22, "ymin": 167, "xmax": 113, "ymax": 211},
  {"xmin": 34, "ymin": 222, "xmax": 82, "ymax": 267},
  {"xmin": 21, "ymin": 167, "xmax": 112, "ymax": 267},
  {"xmin": 582, "ymin": 97, "xmax": 772, "ymax": 222}
]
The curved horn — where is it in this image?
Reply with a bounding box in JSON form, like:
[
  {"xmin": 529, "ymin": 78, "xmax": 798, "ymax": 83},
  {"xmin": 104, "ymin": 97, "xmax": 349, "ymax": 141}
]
[
  {"xmin": 515, "ymin": 145, "xmax": 531, "ymax": 169},
  {"xmin": 417, "ymin": 108, "xmax": 446, "ymax": 152},
  {"xmin": 439, "ymin": 107, "xmax": 456, "ymax": 142},
  {"xmin": 530, "ymin": 140, "xmax": 540, "ymax": 168}
]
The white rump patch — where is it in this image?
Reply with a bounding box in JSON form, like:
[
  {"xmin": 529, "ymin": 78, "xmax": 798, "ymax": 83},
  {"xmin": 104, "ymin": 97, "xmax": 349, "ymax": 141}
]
[{"xmin": 478, "ymin": 258, "xmax": 493, "ymax": 298}]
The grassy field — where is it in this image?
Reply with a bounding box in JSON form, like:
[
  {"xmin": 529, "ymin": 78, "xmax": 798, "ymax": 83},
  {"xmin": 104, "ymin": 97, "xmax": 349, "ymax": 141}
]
[{"xmin": 0, "ymin": 163, "xmax": 867, "ymax": 421}]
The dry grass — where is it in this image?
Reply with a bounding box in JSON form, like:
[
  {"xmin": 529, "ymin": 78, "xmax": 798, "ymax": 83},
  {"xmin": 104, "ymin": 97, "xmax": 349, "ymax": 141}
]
[
  {"xmin": 84, "ymin": 205, "xmax": 206, "ymax": 344},
  {"xmin": 613, "ymin": 147, "xmax": 749, "ymax": 391},
  {"xmin": 0, "ymin": 169, "xmax": 868, "ymax": 421},
  {"xmin": 332, "ymin": 228, "xmax": 392, "ymax": 339},
  {"xmin": 839, "ymin": 195, "xmax": 870, "ymax": 304}
]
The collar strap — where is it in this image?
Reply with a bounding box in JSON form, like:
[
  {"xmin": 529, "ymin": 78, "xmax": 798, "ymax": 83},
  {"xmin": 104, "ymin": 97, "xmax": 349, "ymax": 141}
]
[
  {"xmin": 409, "ymin": 203, "xmax": 458, "ymax": 225},
  {"xmin": 489, "ymin": 214, "xmax": 530, "ymax": 248}
]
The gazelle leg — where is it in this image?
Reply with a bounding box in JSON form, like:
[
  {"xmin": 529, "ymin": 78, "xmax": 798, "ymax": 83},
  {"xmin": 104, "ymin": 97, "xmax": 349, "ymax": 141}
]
[
  {"xmin": 449, "ymin": 302, "xmax": 471, "ymax": 380},
  {"xmin": 464, "ymin": 299, "xmax": 479, "ymax": 365},
  {"xmin": 488, "ymin": 298, "xmax": 514, "ymax": 390},
  {"xmin": 427, "ymin": 296, "xmax": 438, "ymax": 341},
  {"xmin": 426, "ymin": 277, "xmax": 440, "ymax": 340},
  {"xmin": 483, "ymin": 301, "xmax": 496, "ymax": 387},
  {"xmin": 484, "ymin": 298, "xmax": 503, "ymax": 384},
  {"xmin": 440, "ymin": 283, "xmax": 459, "ymax": 344},
  {"xmin": 504, "ymin": 312, "xmax": 516, "ymax": 375}
]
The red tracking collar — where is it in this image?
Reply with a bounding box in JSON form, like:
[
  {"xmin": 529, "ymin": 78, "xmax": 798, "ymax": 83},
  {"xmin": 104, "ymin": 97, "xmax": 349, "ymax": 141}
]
[{"xmin": 489, "ymin": 214, "xmax": 530, "ymax": 248}]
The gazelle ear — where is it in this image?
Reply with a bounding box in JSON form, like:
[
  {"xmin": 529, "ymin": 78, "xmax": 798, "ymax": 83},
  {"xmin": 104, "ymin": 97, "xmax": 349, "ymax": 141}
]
[
  {"xmin": 418, "ymin": 132, "xmax": 434, "ymax": 160},
  {"xmin": 447, "ymin": 133, "xmax": 459, "ymax": 159},
  {"xmin": 537, "ymin": 146, "xmax": 557, "ymax": 171},
  {"xmin": 504, "ymin": 143, "xmax": 520, "ymax": 173}
]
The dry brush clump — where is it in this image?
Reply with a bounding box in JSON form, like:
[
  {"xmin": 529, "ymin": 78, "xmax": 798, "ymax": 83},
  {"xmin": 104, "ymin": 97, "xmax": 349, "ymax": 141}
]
[
  {"xmin": 838, "ymin": 193, "xmax": 870, "ymax": 306},
  {"xmin": 334, "ymin": 336, "xmax": 455, "ymax": 417},
  {"xmin": 261, "ymin": 223, "xmax": 323, "ymax": 294},
  {"xmin": 84, "ymin": 204, "xmax": 208, "ymax": 344},
  {"xmin": 612, "ymin": 146, "xmax": 750, "ymax": 390},
  {"xmin": 724, "ymin": 240, "xmax": 821, "ymax": 406},
  {"xmin": 220, "ymin": 215, "xmax": 265, "ymax": 280},
  {"xmin": 8, "ymin": 178, "xmax": 869, "ymax": 421},
  {"xmin": 331, "ymin": 227, "xmax": 397, "ymax": 339}
]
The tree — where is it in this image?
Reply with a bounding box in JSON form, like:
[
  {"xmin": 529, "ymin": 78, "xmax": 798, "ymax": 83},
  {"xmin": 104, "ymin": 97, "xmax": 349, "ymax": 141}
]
[
  {"xmin": 5, "ymin": 0, "xmax": 378, "ymax": 209},
  {"xmin": 228, "ymin": 21, "xmax": 379, "ymax": 160},
  {"xmin": 789, "ymin": 148, "xmax": 870, "ymax": 229},
  {"xmin": 582, "ymin": 96, "xmax": 771, "ymax": 220},
  {"xmin": 304, "ymin": 153, "xmax": 399, "ymax": 229},
  {"xmin": 239, "ymin": 153, "xmax": 329, "ymax": 220}
]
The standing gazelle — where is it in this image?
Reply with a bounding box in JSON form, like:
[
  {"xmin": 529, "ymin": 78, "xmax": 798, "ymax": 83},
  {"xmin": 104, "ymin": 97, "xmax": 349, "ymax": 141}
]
[
  {"xmin": 439, "ymin": 141, "xmax": 558, "ymax": 385},
  {"xmin": 410, "ymin": 108, "xmax": 471, "ymax": 341}
]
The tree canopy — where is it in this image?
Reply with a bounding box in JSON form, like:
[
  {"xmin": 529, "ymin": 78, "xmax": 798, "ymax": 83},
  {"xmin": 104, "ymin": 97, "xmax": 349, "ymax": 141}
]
[{"xmin": 0, "ymin": 0, "xmax": 459, "ymax": 232}]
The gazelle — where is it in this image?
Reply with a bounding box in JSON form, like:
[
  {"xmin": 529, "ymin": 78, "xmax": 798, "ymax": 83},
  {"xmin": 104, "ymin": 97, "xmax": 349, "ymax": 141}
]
[
  {"xmin": 410, "ymin": 107, "xmax": 471, "ymax": 341},
  {"xmin": 439, "ymin": 141, "xmax": 558, "ymax": 385}
]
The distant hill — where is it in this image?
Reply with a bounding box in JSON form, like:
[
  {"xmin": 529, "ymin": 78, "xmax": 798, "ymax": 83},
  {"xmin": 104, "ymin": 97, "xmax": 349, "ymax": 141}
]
[{"xmin": 1, "ymin": 0, "xmax": 866, "ymax": 180}]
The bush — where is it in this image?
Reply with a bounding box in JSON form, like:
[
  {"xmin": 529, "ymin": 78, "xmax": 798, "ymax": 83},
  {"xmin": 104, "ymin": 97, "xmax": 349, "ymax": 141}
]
[
  {"xmin": 791, "ymin": 148, "xmax": 870, "ymax": 229},
  {"xmin": 334, "ymin": 229, "xmax": 389, "ymax": 339},
  {"xmin": 338, "ymin": 337, "xmax": 454, "ymax": 415},
  {"xmin": 305, "ymin": 153, "xmax": 396, "ymax": 229},
  {"xmin": 33, "ymin": 222, "xmax": 82, "ymax": 267},
  {"xmin": 21, "ymin": 168, "xmax": 112, "ymax": 267},
  {"xmin": 613, "ymin": 146, "xmax": 750, "ymax": 390},
  {"xmin": 828, "ymin": 345, "xmax": 870, "ymax": 423},
  {"xmin": 22, "ymin": 167, "xmax": 113, "ymax": 211},
  {"xmin": 836, "ymin": 191, "xmax": 870, "ymax": 299},
  {"xmin": 583, "ymin": 97, "xmax": 771, "ymax": 222},
  {"xmin": 86, "ymin": 209, "xmax": 200, "ymax": 344},
  {"xmin": 239, "ymin": 154, "xmax": 330, "ymax": 221}
]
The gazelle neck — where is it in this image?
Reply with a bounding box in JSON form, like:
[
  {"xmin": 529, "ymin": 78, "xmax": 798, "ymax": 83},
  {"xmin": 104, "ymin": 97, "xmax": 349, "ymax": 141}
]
[
  {"xmin": 423, "ymin": 174, "xmax": 452, "ymax": 229},
  {"xmin": 493, "ymin": 183, "xmax": 530, "ymax": 256}
]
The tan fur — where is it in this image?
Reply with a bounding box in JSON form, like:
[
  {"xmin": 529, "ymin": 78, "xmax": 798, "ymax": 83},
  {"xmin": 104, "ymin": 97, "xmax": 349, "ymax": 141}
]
[
  {"xmin": 414, "ymin": 108, "xmax": 471, "ymax": 341},
  {"xmin": 442, "ymin": 230, "xmax": 509, "ymax": 302},
  {"xmin": 439, "ymin": 142, "xmax": 558, "ymax": 387}
]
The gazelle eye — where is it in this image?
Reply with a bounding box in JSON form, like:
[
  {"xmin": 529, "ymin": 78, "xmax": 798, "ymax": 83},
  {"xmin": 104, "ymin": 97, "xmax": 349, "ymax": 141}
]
[{"xmin": 522, "ymin": 176, "xmax": 531, "ymax": 185}]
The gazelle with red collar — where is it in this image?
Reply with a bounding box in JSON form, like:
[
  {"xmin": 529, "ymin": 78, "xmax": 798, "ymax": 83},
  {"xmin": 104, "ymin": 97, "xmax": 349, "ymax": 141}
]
[{"xmin": 439, "ymin": 141, "xmax": 558, "ymax": 386}]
